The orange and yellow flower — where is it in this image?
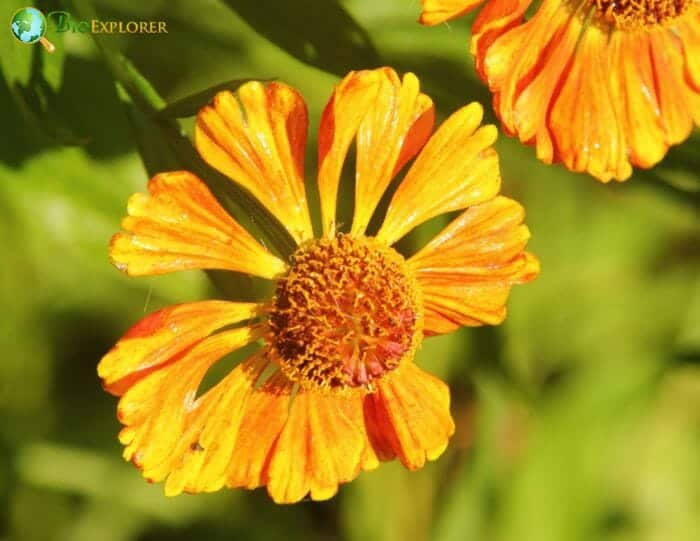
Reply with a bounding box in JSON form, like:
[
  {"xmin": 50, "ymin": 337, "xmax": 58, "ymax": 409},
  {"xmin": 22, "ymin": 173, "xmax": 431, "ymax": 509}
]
[
  {"xmin": 420, "ymin": 0, "xmax": 700, "ymax": 182},
  {"xmin": 99, "ymin": 67, "xmax": 539, "ymax": 503}
]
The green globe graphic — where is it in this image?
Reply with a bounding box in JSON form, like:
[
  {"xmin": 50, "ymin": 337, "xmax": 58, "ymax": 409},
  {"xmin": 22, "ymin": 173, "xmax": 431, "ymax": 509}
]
[{"xmin": 10, "ymin": 7, "xmax": 47, "ymax": 44}]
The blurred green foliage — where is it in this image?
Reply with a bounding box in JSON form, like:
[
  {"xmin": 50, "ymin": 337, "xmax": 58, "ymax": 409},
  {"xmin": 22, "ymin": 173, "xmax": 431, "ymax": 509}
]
[{"xmin": 1, "ymin": 1, "xmax": 699, "ymax": 540}]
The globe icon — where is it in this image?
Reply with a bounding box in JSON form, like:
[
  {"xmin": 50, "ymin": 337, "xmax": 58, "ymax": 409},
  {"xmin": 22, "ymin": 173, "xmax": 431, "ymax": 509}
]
[{"xmin": 10, "ymin": 7, "xmax": 47, "ymax": 44}]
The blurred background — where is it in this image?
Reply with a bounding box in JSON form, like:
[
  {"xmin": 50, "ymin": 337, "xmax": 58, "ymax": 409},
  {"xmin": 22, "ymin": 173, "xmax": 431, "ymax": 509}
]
[{"xmin": 1, "ymin": 1, "xmax": 699, "ymax": 540}]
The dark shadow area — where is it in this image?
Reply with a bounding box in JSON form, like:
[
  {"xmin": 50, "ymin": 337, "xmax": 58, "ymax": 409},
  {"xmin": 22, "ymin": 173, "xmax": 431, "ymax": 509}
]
[
  {"xmin": 387, "ymin": 54, "xmax": 494, "ymax": 122},
  {"xmin": 90, "ymin": 2, "xmax": 249, "ymax": 101},
  {"xmin": 0, "ymin": 52, "xmax": 135, "ymax": 166},
  {"xmin": 0, "ymin": 74, "xmax": 43, "ymax": 167},
  {"xmin": 220, "ymin": 0, "xmax": 379, "ymax": 77},
  {"xmin": 42, "ymin": 308, "xmax": 126, "ymax": 446},
  {"xmin": 54, "ymin": 54, "xmax": 134, "ymax": 158}
]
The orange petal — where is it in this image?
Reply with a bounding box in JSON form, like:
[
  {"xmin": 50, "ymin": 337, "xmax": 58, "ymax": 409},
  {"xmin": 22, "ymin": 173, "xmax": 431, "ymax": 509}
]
[
  {"xmin": 471, "ymin": 0, "xmax": 532, "ymax": 79},
  {"xmin": 110, "ymin": 172, "xmax": 287, "ymax": 279},
  {"xmin": 225, "ymin": 372, "xmax": 293, "ymax": 491},
  {"xmin": 363, "ymin": 362, "xmax": 455, "ymax": 470},
  {"xmin": 549, "ymin": 25, "xmax": 631, "ymax": 182},
  {"xmin": 160, "ymin": 353, "xmax": 269, "ymax": 495},
  {"xmin": 680, "ymin": 14, "xmax": 700, "ymax": 90},
  {"xmin": 409, "ymin": 197, "xmax": 538, "ymax": 334},
  {"xmin": 419, "ymin": 0, "xmax": 485, "ymax": 26},
  {"xmin": 114, "ymin": 327, "xmax": 263, "ymax": 486},
  {"xmin": 481, "ymin": 0, "xmax": 563, "ymax": 138},
  {"xmin": 409, "ymin": 196, "xmax": 531, "ymax": 274},
  {"xmin": 610, "ymin": 31, "xmax": 668, "ymax": 168},
  {"xmin": 420, "ymin": 274, "xmax": 513, "ymax": 331},
  {"xmin": 98, "ymin": 301, "xmax": 262, "ymax": 395},
  {"xmin": 648, "ymin": 28, "xmax": 694, "ymax": 145},
  {"xmin": 376, "ymin": 102, "xmax": 500, "ymax": 246},
  {"xmin": 265, "ymin": 390, "xmax": 367, "ymax": 503},
  {"xmin": 507, "ymin": 5, "xmax": 582, "ymax": 164},
  {"xmin": 317, "ymin": 70, "xmax": 382, "ymax": 236},
  {"xmin": 350, "ymin": 70, "xmax": 435, "ymax": 237},
  {"xmin": 195, "ymin": 82, "xmax": 313, "ymax": 243}
]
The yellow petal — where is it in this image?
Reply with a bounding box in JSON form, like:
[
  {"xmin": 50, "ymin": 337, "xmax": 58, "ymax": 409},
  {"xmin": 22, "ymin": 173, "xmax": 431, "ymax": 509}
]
[
  {"xmin": 265, "ymin": 390, "xmax": 367, "ymax": 503},
  {"xmin": 195, "ymin": 82, "xmax": 313, "ymax": 243},
  {"xmin": 609, "ymin": 31, "xmax": 668, "ymax": 168},
  {"xmin": 350, "ymin": 69, "xmax": 434, "ymax": 237},
  {"xmin": 161, "ymin": 353, "xmax": 268, "ymax": 495},
  {"xmin": 408, "ymin": 197, "xmax": 538, "ymax": 335},
  {"xmin": 98, "ymin": 301, "xmax": 262, "ymax": 395},
  {"xmin": 110, "ymin": 171, "xmax": 287, "ymax": 279},
  {"xmin": 419, "ymin": 0, "xmax": 485, "ymax": 26},
  {"xmin": 226, "ymin": 372, "xmax": 293, "ymax": 490},
  {"xmin": 114, "ymin": 327, "xmax": 263, "ymax": 486},
  {"xmin": 376, "ymin": 103, "xmax": 500, "ymax": 246},
  {"xmin": 680, "ymin": 15, "xmax": 700, "ymax": 90},
  {"xmin": 317, "ymin": 70, "xmax": 383, "ymax": 236},
  {"xmin": 409, "ymin": 196, "xmax": 529, "ymax": 273}
]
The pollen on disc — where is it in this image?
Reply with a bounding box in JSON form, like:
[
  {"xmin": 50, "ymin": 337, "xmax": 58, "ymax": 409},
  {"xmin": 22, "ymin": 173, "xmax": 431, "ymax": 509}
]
[
  {"xmin": 268, "ymin": 235, "xmax": 422, "ymax": 392},
  {"xmin": 589, "ymin": 0, "xmax": 692, "ymax": 28}
]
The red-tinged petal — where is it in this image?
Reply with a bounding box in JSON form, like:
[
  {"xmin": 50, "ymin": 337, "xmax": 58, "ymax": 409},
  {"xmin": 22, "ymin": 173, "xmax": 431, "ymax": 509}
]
[
  {"xmin": 508, "ymin": 6, "xmax": 582, "ymax": 164},
  {"xmin": 115, "ymin": 327, "xmax": 263, "ymax": 483},
  {"xmin": 317, "ymin": 68, "xmax": 435, "ymax": 239},
  {"xmin": 376, "ymin": 102, "xmax": 500, "ymax": 246},
  {"xmin": 99, "ymin": 301, "xmax": 262, "ymax": 395},
  {"xmin": 419, "ymin": 0, "xmax": 485, "ymax": 26},
  {"xmin": 195, "ymin": 82, "xmax": 313, "ymax": 244},
  {"xmin": 110, "ymin": 171, "xmax": 287, "ymax": 279},
  {"xmin": 471, "ymin": 0, "xmax": 532, "ymax": 79},
  {"xmin": 481, "ymin": 0, "xmax": 563, "ymax": 137},
  {"xmin": 350, "ymin": 70, "xmax": 435, "ymax": 237},
  {"xmin": 317, "ymin": 70, "xmax": 383, "ymax": 236},
  {"xmin": 364, "ymin": 362, "xmax": 455, "ymax": 470}
]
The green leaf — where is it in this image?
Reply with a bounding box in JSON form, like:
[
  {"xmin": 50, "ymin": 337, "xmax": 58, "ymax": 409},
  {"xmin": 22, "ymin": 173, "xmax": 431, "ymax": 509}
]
[
  {"xmin": 0, "ymin": 0, "xmax": 36, "ymax": 87},
  {"xmin": 222, "ymin": 0, "xmax": 380, "ymax": 75},
  {"xmin": 0, "ymin": 4, "xmax": 78, "ymax": 146}
]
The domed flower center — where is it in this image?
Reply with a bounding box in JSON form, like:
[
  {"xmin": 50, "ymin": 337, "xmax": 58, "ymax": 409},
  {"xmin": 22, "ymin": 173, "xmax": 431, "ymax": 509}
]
[
  {"xmin": 268, "ymin": 235, "xmax": 422, "ymax": 392},
  {"xmin": 588, "ymin": 0, "xmax": 692, "ymax": 28}
]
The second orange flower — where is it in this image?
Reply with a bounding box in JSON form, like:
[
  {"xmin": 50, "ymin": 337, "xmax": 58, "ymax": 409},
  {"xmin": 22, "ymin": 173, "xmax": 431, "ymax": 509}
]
[{"xmin": 420, "ymin": 0, "xmax": 700, "ymax": 182}]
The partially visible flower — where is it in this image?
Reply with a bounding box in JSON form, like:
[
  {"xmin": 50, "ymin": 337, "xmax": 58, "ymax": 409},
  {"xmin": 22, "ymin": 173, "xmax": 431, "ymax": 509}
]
[
  {"xmin": 420, "ymin": 0, "xmax": 700, "ymax": 182},
  {"xmin": 99, "ymin": 67, "xmax": 539, "ymax": 503}
]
